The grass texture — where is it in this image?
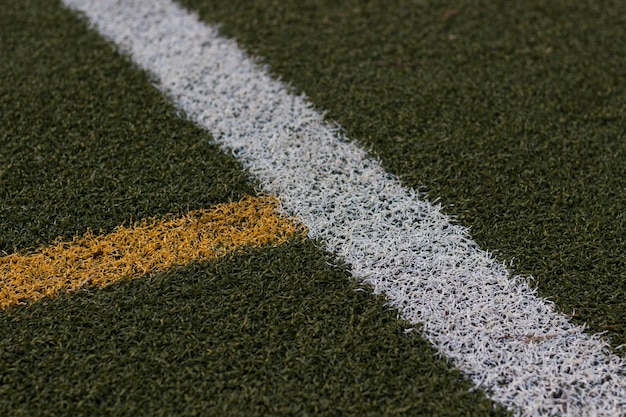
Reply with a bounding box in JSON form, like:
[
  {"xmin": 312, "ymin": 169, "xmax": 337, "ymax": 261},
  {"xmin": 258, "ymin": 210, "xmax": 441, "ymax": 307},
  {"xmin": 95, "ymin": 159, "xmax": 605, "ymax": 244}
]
[
  {"xmin": 0, "ymin": 0, "xmax": 255, "ymax": 254},
  {"xmin": 0, "ymin": 241, "xmax": 506, "ymax": 417},
  {"xmin": 0, "ymin": 1, "xmax": 509, "ymax": 415},
  {"xmin": 0, "ymin": 195, "xmax": 304, "ymax": 309},
  {"xmin": 180, "ymin": 0, "xmax": 626, "ymax": 349}
]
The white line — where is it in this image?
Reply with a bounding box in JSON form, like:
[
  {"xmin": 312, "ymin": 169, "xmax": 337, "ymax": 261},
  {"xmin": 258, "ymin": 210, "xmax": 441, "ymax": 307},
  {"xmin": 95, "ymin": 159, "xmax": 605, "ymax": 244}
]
[{"xmin": 62, "ymin": 1, "xmax": 626, "ymax": 415}]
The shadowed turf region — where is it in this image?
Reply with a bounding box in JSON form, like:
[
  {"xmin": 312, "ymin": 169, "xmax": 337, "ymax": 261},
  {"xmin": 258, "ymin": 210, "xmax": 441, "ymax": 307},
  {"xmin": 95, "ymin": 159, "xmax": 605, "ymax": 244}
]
[
  {"xmin": 0, "ymin": 1, "xmax": 507, "ymax": 415},
  {"xmin": 179, "ymin": 0, "xmax": 626, "ymax": 349}
]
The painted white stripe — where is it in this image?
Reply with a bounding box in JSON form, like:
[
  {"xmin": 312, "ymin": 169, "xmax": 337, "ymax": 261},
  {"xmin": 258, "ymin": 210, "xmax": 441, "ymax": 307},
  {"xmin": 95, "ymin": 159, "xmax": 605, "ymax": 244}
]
[{"xmin": 62, "ymin": 1, "xmax": 626, "ymax": 415}]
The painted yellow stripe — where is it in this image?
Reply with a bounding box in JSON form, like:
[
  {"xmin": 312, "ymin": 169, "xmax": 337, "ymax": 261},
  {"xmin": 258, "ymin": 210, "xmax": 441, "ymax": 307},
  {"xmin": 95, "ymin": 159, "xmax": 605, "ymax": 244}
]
[{"xmin": 0, "ymin": 195, "xmax": 305, "ymax": 310}]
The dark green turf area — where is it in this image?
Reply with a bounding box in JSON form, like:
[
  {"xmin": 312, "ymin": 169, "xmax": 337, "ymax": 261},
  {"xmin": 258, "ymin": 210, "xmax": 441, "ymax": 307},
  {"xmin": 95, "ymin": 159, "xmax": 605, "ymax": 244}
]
[
  {"xmin": 0, "ymin": 0, "xmax": 255, "ymax": 254},
  {"xmin": 179, "ymin": 0, "xmax": 626, "ymax": 348},
  {"xmin": 0, "ymin": 1, "xmax": 510, "ymax": 415},
  {"xmin": 0, "ymin": 240, "xmax": 507, "ymax": 417}
]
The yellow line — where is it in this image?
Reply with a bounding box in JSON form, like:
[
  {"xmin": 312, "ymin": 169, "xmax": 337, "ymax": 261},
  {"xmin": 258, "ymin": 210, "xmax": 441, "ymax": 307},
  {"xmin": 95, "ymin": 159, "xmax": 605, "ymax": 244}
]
[{"xmin": 0, "ymin": 195, "xmax": 306, "ymax": 310}]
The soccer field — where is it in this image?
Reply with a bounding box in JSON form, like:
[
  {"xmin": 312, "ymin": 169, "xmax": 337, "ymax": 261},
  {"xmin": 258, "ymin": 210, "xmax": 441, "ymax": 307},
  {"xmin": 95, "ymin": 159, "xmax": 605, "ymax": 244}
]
[{"xmin": 1, "ymin": 1, "xmax": 625, "ymax": 415}]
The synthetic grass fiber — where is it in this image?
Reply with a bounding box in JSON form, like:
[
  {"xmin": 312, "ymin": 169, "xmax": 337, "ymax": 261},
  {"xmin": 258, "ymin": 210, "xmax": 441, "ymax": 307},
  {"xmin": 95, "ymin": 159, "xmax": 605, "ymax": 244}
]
[
  {"xmin": 0, "ymin": 0, "xmax": 255, "ymax": 254},
  {"xmin": 0, "ymin": 195, "xmax": 304, "ymax": 309},
  {"xmin": 0, "ymin": 241, "xmax": 506, "ymax": 417},
  {"xmin": 1, "ymin": 0, "xmax": 626, "ymax": 415},
  {"xmin": 61, "ymin": 0, "xmax": 626, "ymax": 415},
  {"xmin": 0, "ymin": 0, "xmax": 507, "ymax": 415},
  {"xmin": 179, "ymin": 0, "xmax": 626, "ymax": 350}
]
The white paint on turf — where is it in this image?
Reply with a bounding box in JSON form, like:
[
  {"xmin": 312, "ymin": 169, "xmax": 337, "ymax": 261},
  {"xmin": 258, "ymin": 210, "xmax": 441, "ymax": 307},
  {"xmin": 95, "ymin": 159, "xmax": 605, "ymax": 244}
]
[{"xmin": 62, "ymin": 0, "xmax": 626, "ymax": 415}]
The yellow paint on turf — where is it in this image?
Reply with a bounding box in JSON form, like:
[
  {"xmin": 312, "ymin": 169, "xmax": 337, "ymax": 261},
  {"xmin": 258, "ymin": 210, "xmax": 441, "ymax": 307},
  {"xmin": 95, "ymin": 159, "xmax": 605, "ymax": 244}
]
[{"xmin": 0, "ymin": 195, "xmax": 305, "ymax": 310}]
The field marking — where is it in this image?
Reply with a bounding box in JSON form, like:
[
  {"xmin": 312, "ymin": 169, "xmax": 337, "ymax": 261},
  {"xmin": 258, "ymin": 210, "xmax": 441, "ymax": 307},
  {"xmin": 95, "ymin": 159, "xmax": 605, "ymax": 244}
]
[
  {"xmin": 62, "ymin": 1, "xmax": 626, "ymax": 415},
  {"xmin": 0, "ymin": 195, "xmax": 304, "ymax": 309}
]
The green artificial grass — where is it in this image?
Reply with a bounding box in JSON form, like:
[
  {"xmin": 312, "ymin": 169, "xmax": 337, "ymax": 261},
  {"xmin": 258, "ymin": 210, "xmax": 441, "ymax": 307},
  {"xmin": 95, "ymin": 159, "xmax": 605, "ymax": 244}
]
[
  {"xmin": 0, "ymin": 1, "xmax": 510, "ymax": 415},
  {"xmin": 0, "ymin": 0, "xmax": 255, "ymax": 255},
  {"xmin": 0, "ymin": 240, "xmax": 508, "ymax": 417},
  {"xmin": 180, "ymin": 0, "xmax": 626, "ymax": 349},
  {"xmin": 2, "ymin": 0, "xmax": 625, "ymax": 413}
]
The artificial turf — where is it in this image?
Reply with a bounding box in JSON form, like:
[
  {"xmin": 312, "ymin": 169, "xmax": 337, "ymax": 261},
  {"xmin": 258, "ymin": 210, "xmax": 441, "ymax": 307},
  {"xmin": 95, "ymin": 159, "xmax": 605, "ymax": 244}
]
[
  {"xmin": 0, "ymin": 0, "xmax": 511, "ymax": 415},
  {"xmin": 0, "ymin": 240, "xmax": 507, "ymax": 416},
  {"xmin": 0, "ymin": 0, "xmax": 255, "ymax": 255},
  {"xmin": 179, "ymin": 0, "xmax": 626, "ymax": 349},
  {"xmin": 0, "ymin": 196, "xmax": 304, "ymax": 309}
]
